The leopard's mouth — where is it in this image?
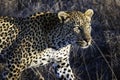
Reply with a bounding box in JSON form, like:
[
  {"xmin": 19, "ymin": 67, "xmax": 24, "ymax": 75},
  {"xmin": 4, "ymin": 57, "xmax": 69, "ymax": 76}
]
[{"xmin": 77, "ymin": 40, "xmax": 91, "ymax": 48}]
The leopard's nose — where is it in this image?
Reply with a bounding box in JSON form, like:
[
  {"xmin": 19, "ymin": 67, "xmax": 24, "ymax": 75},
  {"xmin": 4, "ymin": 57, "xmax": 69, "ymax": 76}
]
[
  {"xmin": 83, "ymin": 37, "xmax": 88, "ymax": 43},
  {"xmin": 83, "ymin": 37, "xmax": 91, "ymax": 45},
  {"xmin": 83, "ymin": 38, "xmax": 88, "ymax": 43}
]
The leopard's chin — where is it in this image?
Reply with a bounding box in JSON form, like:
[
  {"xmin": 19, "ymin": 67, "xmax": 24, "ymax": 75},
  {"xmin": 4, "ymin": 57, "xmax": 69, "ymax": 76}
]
[{"xmin": 80, "ymin": 45, "xmax": 89, "ymax": 48}]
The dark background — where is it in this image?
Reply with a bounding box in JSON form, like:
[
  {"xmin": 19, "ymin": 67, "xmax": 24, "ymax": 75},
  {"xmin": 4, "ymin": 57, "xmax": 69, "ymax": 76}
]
[{"xmin": 0, "ymin": 0, "xmax": 120, "ymax": 80}]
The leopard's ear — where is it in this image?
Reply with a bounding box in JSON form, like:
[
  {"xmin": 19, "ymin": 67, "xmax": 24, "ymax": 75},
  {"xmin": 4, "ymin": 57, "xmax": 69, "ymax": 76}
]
[
  {"xmin": 85, "ymin": 9, "xmax": 94, "ymax": 18},
  {"xmin": 58, "ymin": 11, "xmax": 70, "ymax": 23}
]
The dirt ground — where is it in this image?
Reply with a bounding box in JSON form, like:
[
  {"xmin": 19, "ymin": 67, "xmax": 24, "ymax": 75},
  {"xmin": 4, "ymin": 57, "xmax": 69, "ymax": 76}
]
[{"xmin": 0, "ymin": 0, "xmax": 120, "ymax": 80}]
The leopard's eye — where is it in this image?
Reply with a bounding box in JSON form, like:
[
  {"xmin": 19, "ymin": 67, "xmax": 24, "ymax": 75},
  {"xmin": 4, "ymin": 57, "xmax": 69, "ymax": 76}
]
[
  {"xmin": 88, "ymin": 26, "xmax": 90, "ymax": 29},
  {"xmin": 74, "ymin": 24, "xmax": 79, "ymax": 27},
  {"xmin": 86, "ymin": 26, "xmax": 91, "ymax": 29}
]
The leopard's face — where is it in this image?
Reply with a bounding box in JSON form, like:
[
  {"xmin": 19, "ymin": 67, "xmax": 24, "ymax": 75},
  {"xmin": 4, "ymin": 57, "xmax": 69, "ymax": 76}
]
[{"xmin": 58, "ymin": 9, "xmax": 94, "ymax": 48}]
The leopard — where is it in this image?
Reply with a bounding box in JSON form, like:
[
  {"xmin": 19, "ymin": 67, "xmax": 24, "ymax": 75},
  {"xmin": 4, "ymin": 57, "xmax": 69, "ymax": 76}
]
[{"xmin": 0, "ymin": 9, "xmax": 94, "ymax": 80}]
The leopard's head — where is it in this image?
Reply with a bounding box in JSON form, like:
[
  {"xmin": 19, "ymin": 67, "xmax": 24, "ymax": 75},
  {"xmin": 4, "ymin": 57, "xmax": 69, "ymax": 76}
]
[{"xmin": 58, "ymin": 9, "xmax": 94, "ymax": 48}]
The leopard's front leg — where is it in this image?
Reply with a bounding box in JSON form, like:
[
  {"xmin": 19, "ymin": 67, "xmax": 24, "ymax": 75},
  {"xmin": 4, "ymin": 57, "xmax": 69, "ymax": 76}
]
[{"xmin": 53, "ymin": 45, "xmax": 75, "ymax": 80}]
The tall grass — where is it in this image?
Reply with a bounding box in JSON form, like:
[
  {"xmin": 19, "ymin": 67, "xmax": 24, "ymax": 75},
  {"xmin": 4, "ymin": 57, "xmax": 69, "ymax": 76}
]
[{"xmin": 0, "ymin": 0, "xmax": 119, "ymax": 80}]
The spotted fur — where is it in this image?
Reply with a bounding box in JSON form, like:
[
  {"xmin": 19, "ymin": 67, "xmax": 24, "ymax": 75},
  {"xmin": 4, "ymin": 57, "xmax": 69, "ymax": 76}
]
[{"xmin": 0, "ymin": 9, "xmax": 94, "ymax": 80}]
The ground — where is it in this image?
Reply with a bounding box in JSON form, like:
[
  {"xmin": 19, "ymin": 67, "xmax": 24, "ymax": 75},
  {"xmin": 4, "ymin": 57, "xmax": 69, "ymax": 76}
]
[{"xmin": 0, "ymin": 0, "xmax": 120, "ymax": 80}]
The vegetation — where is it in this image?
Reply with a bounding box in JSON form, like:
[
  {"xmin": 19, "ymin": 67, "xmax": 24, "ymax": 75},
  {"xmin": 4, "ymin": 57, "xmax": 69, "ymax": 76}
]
[{"xmin": 0, "ymin": 0, "xmax": 120, "ymax": 80}]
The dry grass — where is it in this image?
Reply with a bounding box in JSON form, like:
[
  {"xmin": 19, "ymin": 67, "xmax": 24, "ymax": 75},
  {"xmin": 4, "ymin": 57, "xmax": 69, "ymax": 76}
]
[{"xmin": 0, "ymin": 0, "xmax": 120, "ymax": 80}]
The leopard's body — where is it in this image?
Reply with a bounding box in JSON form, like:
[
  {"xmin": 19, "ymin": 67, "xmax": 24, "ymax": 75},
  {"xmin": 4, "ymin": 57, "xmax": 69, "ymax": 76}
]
[{"xmin": 0, "ymin": 9, "xmax": 94, "ymax": 80}]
